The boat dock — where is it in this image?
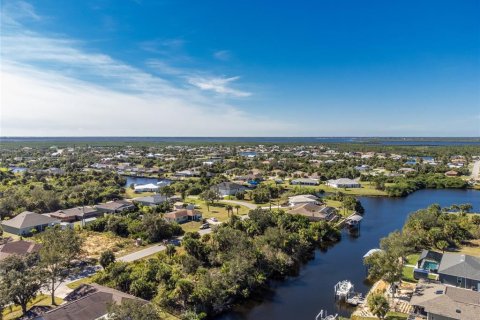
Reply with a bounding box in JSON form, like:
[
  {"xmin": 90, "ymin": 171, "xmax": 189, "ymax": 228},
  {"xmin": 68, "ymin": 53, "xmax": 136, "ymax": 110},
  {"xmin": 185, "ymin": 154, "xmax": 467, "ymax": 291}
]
[{"xmin": 334, "ymin": 280, "xmax": 365, "ymax": 306}]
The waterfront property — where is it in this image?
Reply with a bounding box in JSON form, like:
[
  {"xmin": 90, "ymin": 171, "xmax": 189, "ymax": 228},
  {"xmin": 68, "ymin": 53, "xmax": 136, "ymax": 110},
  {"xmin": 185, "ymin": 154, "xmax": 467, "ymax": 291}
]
[
  {"xmin": 416, "ymin": 250, "xmax": 442, "ymax": 272},
  {"xmin": 290, "ymin": 178, "xmax": 319, "ymax": 186},
  {"xmin": 326, "ymin": 178, "xmax": 361, "ymax": 188},
  {"xmin": 0, "ymin": 211, "xmax": 60, "ymax": 236},
  {"xmin": 410, "ymin": 280, "xmax": 480, "ymax": 320},
  {"xmin": 288, "ymin": 194, "xmax": 320, "ymax": 206},
  {"xmin": 287, "ymin": 203, "xmax": 338, "ymax": 222},
  {"xmin": 134, "ymin": 183, "xmax": 159, "ymax": 193},
  {"xmin": 132, "ymin": 194, "xmax": 168, "ymax": 206},
  {"xmin": 437, "ymin": 253, "xmax": 480, "ymax": 290}
]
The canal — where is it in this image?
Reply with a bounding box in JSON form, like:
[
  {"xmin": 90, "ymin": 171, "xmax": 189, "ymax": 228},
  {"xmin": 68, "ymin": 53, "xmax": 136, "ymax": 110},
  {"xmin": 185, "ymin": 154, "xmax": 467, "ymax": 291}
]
[{"xmin": 218, "ymin": 189, "xmax": 480, "ymax": 320}]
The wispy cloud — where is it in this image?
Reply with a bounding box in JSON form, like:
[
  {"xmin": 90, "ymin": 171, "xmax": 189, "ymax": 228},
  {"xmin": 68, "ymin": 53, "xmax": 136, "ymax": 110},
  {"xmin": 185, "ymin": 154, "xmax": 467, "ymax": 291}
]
[
  {"xmin": 0, "ymin": 1, "xmax": 289, "ymax": 136},
  {"xmin": 213, "ymin": 50, "xmax": 231, "ymax": 61},
  {"xmin": 187, "ymin": 76, "xmax": 251, "ymax": 97}
]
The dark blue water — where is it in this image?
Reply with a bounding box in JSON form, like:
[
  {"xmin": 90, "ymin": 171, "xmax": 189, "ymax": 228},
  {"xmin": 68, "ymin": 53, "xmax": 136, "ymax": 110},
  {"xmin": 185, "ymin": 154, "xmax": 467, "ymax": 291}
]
[
  {"xmin": 219, "ymin": 189, "xmax": 480, "ymax": 320},
  {"xmin": 2, "ymin": 137, "xmax": 480, "ymax": 146}
]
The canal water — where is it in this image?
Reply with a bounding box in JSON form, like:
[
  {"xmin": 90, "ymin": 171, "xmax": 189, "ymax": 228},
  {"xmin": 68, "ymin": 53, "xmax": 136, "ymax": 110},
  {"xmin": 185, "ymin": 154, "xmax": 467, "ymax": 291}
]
[{"xmin": 219, "ymin": 189, "xmax": 480, "ymax": 320}]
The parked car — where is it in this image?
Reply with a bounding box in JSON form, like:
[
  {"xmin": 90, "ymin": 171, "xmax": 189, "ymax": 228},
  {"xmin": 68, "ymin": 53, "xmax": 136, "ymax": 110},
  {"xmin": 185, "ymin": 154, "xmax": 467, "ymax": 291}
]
[{"xmin": 199, "ymin": 223, "xmax": 210, "ymax": 230}]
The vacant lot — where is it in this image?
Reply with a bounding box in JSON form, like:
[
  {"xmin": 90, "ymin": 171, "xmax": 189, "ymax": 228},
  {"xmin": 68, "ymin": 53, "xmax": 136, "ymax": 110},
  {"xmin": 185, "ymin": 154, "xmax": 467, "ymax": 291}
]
[{"xmin": 80, "ymin": 230, "xmax": 139, "ymax": 259}]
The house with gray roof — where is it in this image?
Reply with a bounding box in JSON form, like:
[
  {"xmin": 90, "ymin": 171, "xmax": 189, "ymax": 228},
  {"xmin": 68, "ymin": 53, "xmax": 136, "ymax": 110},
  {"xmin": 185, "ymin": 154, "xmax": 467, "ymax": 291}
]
[
  {"xmin": 326, "ymin": 178, "xmax": 361, "ymax": 188},
  {"xmin": 0, "ymin": 240, "xmax": 42, "ymax": 261},
  {"xmin": 410, "ymin": 280, "xmax": 480, "ymax": 320},
  {"xmin": 35, "ymin": 283, "xmax": 148, "ymax": 320},
  {"xmin": 212, "ymin": 182, "xmax": 247, "ymax": 196},
  {"xmin": 132, "ymin": 194, "xmax": 168, "ymax": 206},
  {"xmin": 48, "ymin": 206, "xmax": 102, "ymax": 223},
  {"xmin": 437, "ymin": 253, "xmax": 480, "ymax": 290},
  {"xmin": 96, "ymin": 200, "xmax": 135, "ymax": 214},
  {"xmin": 1, "ymin": 211, "xmax": 60, "ymax": 236}
]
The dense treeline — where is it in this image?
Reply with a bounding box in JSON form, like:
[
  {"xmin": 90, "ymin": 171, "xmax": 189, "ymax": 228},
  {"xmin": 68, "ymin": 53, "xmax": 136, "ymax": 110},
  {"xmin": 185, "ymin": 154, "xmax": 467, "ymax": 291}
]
[
  {"xmin": 365, "ymin": 204, "xmax": 479, "ymax": 283},
  {"xmin": 0, "ymin": 171, "xmax": 125, "ymax": 219},
  {"xmin": 94, "ymin": 209, "xmax": 341, "ymax": 318}
]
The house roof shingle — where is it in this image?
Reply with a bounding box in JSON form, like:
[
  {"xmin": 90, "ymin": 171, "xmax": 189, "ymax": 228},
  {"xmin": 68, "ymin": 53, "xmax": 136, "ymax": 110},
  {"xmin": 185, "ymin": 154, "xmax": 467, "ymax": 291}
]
[{"xmin": 1, "ymin": 211, "xmax": 59, "ymax": 230}]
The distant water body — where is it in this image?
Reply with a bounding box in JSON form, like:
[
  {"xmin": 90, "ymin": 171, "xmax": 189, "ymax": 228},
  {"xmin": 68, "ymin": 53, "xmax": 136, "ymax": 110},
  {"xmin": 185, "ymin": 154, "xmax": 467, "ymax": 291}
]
[{"xmin": 2, "ymin": 137, "xmax": 480, "ymax": 146}]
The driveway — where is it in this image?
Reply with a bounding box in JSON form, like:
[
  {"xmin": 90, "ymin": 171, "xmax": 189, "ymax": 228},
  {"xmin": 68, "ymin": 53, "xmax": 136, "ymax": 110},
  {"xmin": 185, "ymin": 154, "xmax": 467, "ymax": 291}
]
[
  {"xmin": 117, "ymin": 243, "xmax": 167, "ymax": 262},
  {"xmin": 471, "ymin": 160, "xmax": 480, "ymax": 180}
]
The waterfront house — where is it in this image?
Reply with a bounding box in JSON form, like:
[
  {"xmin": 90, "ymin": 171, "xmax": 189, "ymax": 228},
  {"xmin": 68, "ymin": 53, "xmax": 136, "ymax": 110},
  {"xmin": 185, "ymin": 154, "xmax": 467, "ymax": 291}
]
[
  {"xmin": 287, "ymin": 203, "xmax": 337, "ymax": 221},
  {"xmin": 326, "ymin": 178, "xmax": 361, "ymax": 188},
  {"xmin": 0, "ymin": 211, "xmax": 60, "ymax": 236},
  {"xmin": 290, "ymin": 178, "xmax": 319, "ymax": 186},
  {"xmin": 437, "ymin": 253, "xmax": 480, "ymax": 290},
  {"xmin": 416, "ymin": 249, "xmax": 443, "ymax": 272},
  {"xmin": 96, "ymin": 200, "xmax": 135, "ymax": 214},
  {"xmin": 212, "ymin": 182, "xmax": 247, "ymax": 197},
  {"xmin": 35, "ymin": 283, "xmax": 148, "ymax": 320},
  {"xmin": 0, "ymin": 239, "xmax": 42, "ymax": 261},
  {"xmin": 288, "ymin": 194, "xmax": 320, "ymax": 206},
  {"xmin": 134, "ymin": 183, "xmax": 159, "ymax": 193},
  {"xmin": 409, "ymin": 280, "xmax": 480, "ymax": 320},
  {"xmin": 164, "ymin": 209, "xmax": 202, "ymax": 224}
]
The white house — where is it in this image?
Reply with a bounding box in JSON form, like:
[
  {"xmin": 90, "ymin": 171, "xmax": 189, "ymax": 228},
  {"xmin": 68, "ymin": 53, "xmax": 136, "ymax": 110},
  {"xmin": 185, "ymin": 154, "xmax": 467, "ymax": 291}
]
[
  {"xmin": 326, "ymin": 178, "xmax": 361, "ymax": 188},
  {"xmin": 288, "ymin": 194, "xmax": 320, "ymax": 206},
  {"xmin": 134, "ymin": 183, "xmax": 159, "ymax": 193}
]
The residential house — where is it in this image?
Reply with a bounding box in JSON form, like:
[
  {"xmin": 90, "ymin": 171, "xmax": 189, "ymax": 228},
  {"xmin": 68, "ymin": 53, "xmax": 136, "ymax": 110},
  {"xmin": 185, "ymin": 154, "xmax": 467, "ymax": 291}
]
[
  {"xmin": 410, "ymin": 280, "xmax": 480, "ymax": 320},
  {"xmin": 290, "ymin": 178, "xmax": 319, "ymax": 186},
  {"xmin": 212, "ymin": 182, "xmax": 247, "ymax": 197},
  {"xmin": 445, "ymin": 170, "xmax": 459, "ymax": 177},
  {"xmin": 48, "ymin": 206, "xmax": 102, "ymax": 223},
  {"xmin": 96, "ymin": 200, "xmax": 135, "ymax": 214},
  {"xmin": 133, "ymin": 194, "xmax": 168, "ymax": 207},
  {"xmin": 288, "ymin": 203, "xmax": 337, "ymax": 222},
  {"xmin": 0, "ymin": 211, "xmax": 60, "ymax": 236},
  {"xmin": 35, "ymin": 284, "xmax": 148, "ymax": 320},
  {"xmin": 134, "ymin": 183, "xmax": 159, "ymax": 193},
  {"xmin": 288, "ymin": 194, "xmax": 320, "ymax": 206},
  {"xmin": 164, "ymin": 209, "xmax": 202, "ymax": 224},
  {"xmin": 437, "ymin": 253, "xmax": 480, "ymax": 290},
  {"xmin": 326, "ymin": 178, "xmax": 361, "ymax": 188},
  {"xmin": 0, "ymin": 240, "xmax": 42, "ymax": 261}
]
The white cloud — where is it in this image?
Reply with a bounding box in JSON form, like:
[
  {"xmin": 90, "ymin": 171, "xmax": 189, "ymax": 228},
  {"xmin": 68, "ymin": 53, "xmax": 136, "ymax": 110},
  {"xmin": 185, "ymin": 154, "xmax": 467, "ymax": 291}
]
[
  {"xmin": 187, "ymin": 76, "xmax": 252, "ymax": 97},
  {"xmin": 213, "ymin": 50, "xmax": 231, "ymax": 61},
  {"xmin": 0, "ymin": 2, "xmax": 289, "ymax": 136}
]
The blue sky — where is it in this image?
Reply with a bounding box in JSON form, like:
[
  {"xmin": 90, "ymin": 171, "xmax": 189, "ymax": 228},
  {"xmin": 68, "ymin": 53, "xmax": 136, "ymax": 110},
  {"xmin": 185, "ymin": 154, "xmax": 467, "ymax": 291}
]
[{"xmin": 1, "ymin": 0, "xmax": 479, "ymax": 136}]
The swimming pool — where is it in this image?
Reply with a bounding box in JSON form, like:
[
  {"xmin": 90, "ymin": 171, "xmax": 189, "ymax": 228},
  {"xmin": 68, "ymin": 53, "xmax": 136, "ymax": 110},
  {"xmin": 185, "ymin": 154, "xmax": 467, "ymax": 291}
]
[{"xmin": 422, "ymin": 261, "xmax": 439, "ymax": 271}]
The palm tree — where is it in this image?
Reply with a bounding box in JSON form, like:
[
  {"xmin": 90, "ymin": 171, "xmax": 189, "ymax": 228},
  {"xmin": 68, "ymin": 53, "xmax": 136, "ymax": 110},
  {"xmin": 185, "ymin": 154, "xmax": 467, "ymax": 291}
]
[
  {"xmin": 165, "ymin": 244, "xmax": 176, "ymax": 258},
  {"xmin": 234, "ymin": 204, "xmax": 241, "ymax": 215},
  {"xmin": 225, "ymin": 205, "xmax": 233, "ymax": 218}
]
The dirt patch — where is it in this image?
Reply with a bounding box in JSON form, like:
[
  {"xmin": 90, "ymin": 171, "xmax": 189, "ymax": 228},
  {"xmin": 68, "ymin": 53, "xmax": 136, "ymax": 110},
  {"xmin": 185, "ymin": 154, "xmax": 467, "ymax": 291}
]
[{"xmin": 80, "ymin": 231, "xmax": 136, "ymax": 259}]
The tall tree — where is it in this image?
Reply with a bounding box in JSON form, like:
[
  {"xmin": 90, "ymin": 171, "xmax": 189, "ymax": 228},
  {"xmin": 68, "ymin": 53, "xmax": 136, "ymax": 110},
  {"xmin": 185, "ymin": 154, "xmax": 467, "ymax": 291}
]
[
  {"xmin": 99, "ymin": 250, "xmax": 116, "ymax": 269},
  {"xmin": 39, "ymin": 226, "xmax": 83, "ymax": 305},
  {"xmin": 107, "ymin": 300, "xmax": 162, "ymax": 320},
  {"xmin": 0, "ymin": 254, "xmax": 43, "ymax": 316},
  {"xmin": 367, "ymin": 293, "xmax": 389, "ymax": 319}
]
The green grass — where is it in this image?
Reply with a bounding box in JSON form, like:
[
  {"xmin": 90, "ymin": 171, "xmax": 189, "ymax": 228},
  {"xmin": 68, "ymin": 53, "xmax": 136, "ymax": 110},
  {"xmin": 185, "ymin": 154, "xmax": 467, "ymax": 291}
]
[
  {"xmin": 3, "ymin": 295, "xmax": 63, "ymax": 320},
  {"xmin": 124, "ymin": 188, "xmax": 155, "ymax": 199},
  {"xmin": 66, "ymin": 276, "xmax": 94, "ymax": 289},
  {"xmin": 352, "ymin": 313, "xmax": 407, "ymax": 320},
  {"xmin": 402, "ymin": 266, "xmax": 416, "ymax": 283},
  {"xmin": 318, "ymin": 181, "xmax": 388, "ymax": 196},
  {"xmin": 406, "ymin": 253, "xmax": 420, "ymax": 266},
  {"xmin": 179, "ymin": 198, "xmax": 250, "ymax": 232}
]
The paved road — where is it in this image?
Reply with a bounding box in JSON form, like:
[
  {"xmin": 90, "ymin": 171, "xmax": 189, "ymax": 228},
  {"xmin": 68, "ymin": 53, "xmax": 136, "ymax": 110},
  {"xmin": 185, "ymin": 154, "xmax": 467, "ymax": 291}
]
[
  {"xmin": 118, "ymin": 243, "xmax": 167, "ymax": 262},
  {"xmin": 471, "ymin": 160, "xmax": 480, "ymax": 181}
]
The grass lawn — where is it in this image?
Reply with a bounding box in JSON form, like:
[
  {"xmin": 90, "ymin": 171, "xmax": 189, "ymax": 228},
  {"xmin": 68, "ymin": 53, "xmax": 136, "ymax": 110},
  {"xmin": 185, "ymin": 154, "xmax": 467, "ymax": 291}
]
[
  {"xmin": 457, "ymin": 239, "xmax": 480, "ymax": 257},
  {"xmin": 66, "ymin": 276, "xmax": 95, "ymax": 289},
  {"xmin": 123, "ymin": 188, "xmax": 155, "ymax": 199},
  {"xmin": 323, "ymin": 199, "xmax": 353, "ymax": 216},
  {"xmin": 402, "ymin": 266, "xmax": 416, "ymax": 283},
  {"xmin": 352, "ymin": 312, "xmax": 407, "ymax": 320},
  {"xmin": 3, "ymin": 295, "xmax": 63, "ymax": 320},
  {"xmin": 318, "ymin": 181, "xmax": 388, "ymax": 196},
  {"xmin": 405, "ymin": 253, "xmax": 420, "ymax": 266},
  {"xmin": 180, "ymin": 198, "xmax": 250, "ymax": 232}
]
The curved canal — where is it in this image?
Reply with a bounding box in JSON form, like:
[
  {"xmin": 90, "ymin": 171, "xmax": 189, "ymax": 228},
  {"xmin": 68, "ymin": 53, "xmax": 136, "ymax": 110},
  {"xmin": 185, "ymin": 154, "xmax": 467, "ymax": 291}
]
[{"xmin": 219, "ymin": 189, "xmax": 480, "ymax": 320}]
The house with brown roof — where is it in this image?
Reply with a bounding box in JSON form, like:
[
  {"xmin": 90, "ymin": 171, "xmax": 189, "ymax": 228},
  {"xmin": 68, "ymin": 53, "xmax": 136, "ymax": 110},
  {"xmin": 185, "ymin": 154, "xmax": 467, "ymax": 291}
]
[
  {"xmin": 1, "ymin": 211, "xmax": 60, "ymax": 236},
  {"xmin": 410, "ymin": 280, "xmax": 480, "ymax": 320},
  {"xmin": 288, "ymin": 203, "xmax": 338, "ymax": 222},
  {"xmin": 96, "ymin": 200, "xmax": 135, "ymax": 214},
  {"xmin": 445, "ymin": 170, "xmax": 459, "ymax": 177},
  {"xmin": 48, "ymin": 206, "xmax": 102, "ymax": 223},
  {"xmin": 35, "ymin": 284, "xmax": 148, "ymax": 320},
  {"xmin": 0, "ymin": 239, "xmax": 42, "ymax": 261},
  {"xmin": 164, "ymin": 209, "xmax": 202, "ymax": 224}
]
